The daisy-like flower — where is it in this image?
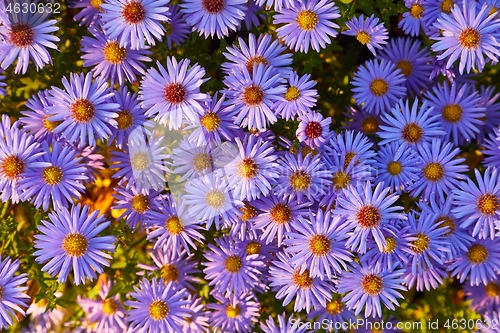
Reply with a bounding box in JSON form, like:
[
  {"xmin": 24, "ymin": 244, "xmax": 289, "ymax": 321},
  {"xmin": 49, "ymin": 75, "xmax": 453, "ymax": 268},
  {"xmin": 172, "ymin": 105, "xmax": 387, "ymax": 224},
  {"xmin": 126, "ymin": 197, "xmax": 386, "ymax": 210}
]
[
  {"xmin": 373, "ymin": 142, "xmax": 421, "ymax": 194},
  {"xmin": 337, "ymin": 262, "xmax": 406, "ymax": 318},
  {"xmin": 254, "ymin": 0, "xmax": 295, "ymax": 11},
  {"xmin": 222, "ymin": 33, "xmax": 293, "ymax": 77},
  {"xmin": 274, "ymin": 151, "xmax": 332, "ymax": 204},
  {"xmin": 203, "ymin": 236, "xmax": 264, "ymax": 295},
  {"xmin": 284, "ymin": 209, "xmax": 353, "ymax": 279},
  {"xmin": 329, "ymin": 130, "xmax": 377, "ymax": 166},
  {"xmin": 138, "ymin": 248, "xmax": 200, "ymax": 292},
  {"xmin": 274, "ymin": 71, "xmax": 318, "ymax": 121},
  {"xmin": 342, "ymin": 106, "xmax": 383, "ymax": 137},
  {"xmin": 0, "ymin": 126, "xmax": 48, "ymax": 204},
  {"xmin": 47, "ymin": 72, "xmax": 119, "ymax": 147},
  {"xmin": 224, "ymin": 63, "xmax": 286, "ymax": 130},
  {"xmin": 181, "ymin": 0, "xmax": 246, "ymax": 39},
  {"xmin": 81, "ymin": 27, "xmax": 152, "ymax": 85},
  {"xmin": 252, "ymin": 193, "xmax": 310, "ymax": 246},
  {"xmin": 464, "ymin": 276, "xmax": 500, "ymax": 313},
  {"xmin": 408, "ymin": 139, "xmax": 467, "ymax": 203},
  {"xmin": 269, "ymin": 251, "xmax": 335, "ymax": 313},
  {"xmin": 72, "ymin": 0, "xmax": 104, "ymax": 27},
  {"xmin": 146, "ymin": 194, "xmax": 205, "ymax": 254},
  {"xmin": 452, "ymin": 168, "xmax": 500, "ymax": 239},
  {"xmin": 378, "ymin": 98, "xmax": 445, "ymax": 148},
  {"xmin": 184, "ymin": 173, "xmax": 243, "ymax": 230},
  {"xmin": 221, "ymin": 135, "xmax": 279, "ymax": 201},
  {"xmin": 306, "ymin": 296, "xmax": 357, "ymax": 333},
  {"xmin": 448, "ymin": 238, "xmax": 500, "ymax": 286},
  {"xmin": 111, "ymin": 135, "xmax": 169, "ymax": 191},
  {"xmin": 296, "ymin": 111, "xmax": 332, "ymax": 148},
  {"xmin": 424, "ymin": 82, "xmax": 486, "ymax": 146},
  {"xmin": 170, "ymin": 136, "xmax": 214, "ymax": 182},
  {"xmin": 163, "ymin": 5, "xmax": 190, "ymax": 49},
  {"xmin": 207, "ymin": 292, "xmax": 259, "ymax": 333},
  {"xmin": 22, "ymin": 294, "xmax": 64, "ymax": 333},
  {"xmin": 399, "ymin": 0, "xmax": 426, "ymax": 37},
  {"xmin": 181, "ymin": 296, "xmax": 210, "ymax": 333},
  {"xmin": 377, "ymin": 37, "xmax": 433, "ymax": 96},
  {"xmin": 0, "ymin": 256, "xmax": 30, "ymax": 330},
  {"xmin": 20, "ymin": 90, "xmax": 60, "ymax": 142},
  {"xmin": 140, "ymin": 57, "xmax": 209, "ymax": 130},
  {"xmin": 262, "ymin": 313, "xmax": 311, "ymax": 333},
  {"xmin": 125, "ymin": 278, "xmax": 190, "ymax": 332},
  {"xmin": 33, "ymin": 204, "xmax": 116, "ymax": 285},
  {"xmin": 422, "ymin": 0, "xmax": 462, "ymax": 29},
  {"xmin": 407, "ymin": 210, "xmax": 451, "ymax": 276},
  {"xmin": 112, "ymin": 185, "xmax": 159, "ymax": 231},
  {"xmin": 78, "ymin": 281, "xmax": 127, "ymax": 333},
  {"xmin": 273, "ymin": 0, "xmax": 340, "ymax": 53},
  {"xmin": 431, "ymin": 0, "xmax": 500, "ymax": 74},
  {"xmin": 334, "ymin": 181, "xmax": 407, "ymax": 254},
  {"xmin": 0, "ymin": 2, "xmax": 59, "ymax": 74},
  {"xmin": 351, "ymin": 59, "xmax": 407, "ymax": 115},
  {"xmin": 18, "ymin": 141, "xmax": 88, "ymax": 211},
  {"xmin": 100, "ymin": 0, "xmax": 170, "ymax": 50},
  {"xmin": 342, "ymin": 14, "xmax": 389, "ymax": 56}
]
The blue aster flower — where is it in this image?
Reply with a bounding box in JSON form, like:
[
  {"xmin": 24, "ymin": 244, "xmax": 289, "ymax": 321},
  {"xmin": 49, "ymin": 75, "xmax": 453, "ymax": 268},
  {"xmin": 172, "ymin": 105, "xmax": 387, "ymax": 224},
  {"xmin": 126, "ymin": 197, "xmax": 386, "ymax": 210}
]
[
  {"xmin": 100, "ymin": 0, "xmax": 170, "ymax": 50},
  {"xmin": 269, "ymin": 251, "xmax": 335, "ymax": 313},
  {"xmin": 207, "ymin": 292, "xmax": 259, "ymax": 333},
  {"xmin": 181, "ymin": 0, "xmax": 246, "ymax": 39},
  {"xmin": 329, "ymin": 130, "xmax": 377, "ymax": 167},
  {"xmin": 203, "ymin": 235, "xmax": 264, "ymax": 295},
  {"xmin": 17, "ymin": 141, "xmax": 88, "ymax": 211},
  {"xmin": 263, "ymin": 313, "xmax": 312, "ymax": 333},
  {"xmin": 403, "ymin": 259, "xmax": 448, "ymax": 292},
  {"xmin": 408, "ymin": 139, "xmax": 467, "ymax": 203},
  {"xmin": 421, "ymin": 0, "xmax": 462, "ymax": 29},
  {"xmin": 378, "ymin": 98, "xmax": 445, "ymax": 148},
  {"xmin": 224, "ymin": 63, "xmax": 286, "ymax": 130},
  {"xmin": 377, "ymin": 37, "xmax": 433, "ymax": 97},
  {"xmin": 274, "ymin": 151, "xmax": 332, "ymax": 204},
  {"xmin": 184, "ymin": 172, "xmax": 243, "ymax": 230},
  {"xmin": 399, "ymin": 0, "xmax": 425, "ymax": 36},
  {"xmin": 81, "ymin": 27, "xmax": 152, "ymax": 85},
  {"xmin": 47, "ymin": 72, "xmax": 119, "ymax": 147},
  {"xmin": 140, "ymin": 57, "xmax": 209, "ymax": 130},
  {"xmin": 20, "ymin": 90, "xmax": 60, "ymax": 142},
  {"xmin": 274, "ymin": 71, "xmax": 318, "ymax": 121},
  {"xmin": 337, "ymin": 262, "xmax": 407, "ymax": 318},
  {"xmin": 342, "ymin": 106, "xmax": 383, "ymax": 137},
  {"xmin": 0, "ymin": 256, "xmax": 30, "ymax": 330},
  {"xmin": 342, "ymin": 14, "xmax": 389, "ymax": 56},
  {"xmin": 125, "ymin": 278, "xmax": 190, "ymax": 333},
  {"xmin": 273, "ymin": 0, "xmax": 340, "ymax": 53},
  {"xmin": 306, "ymin": 296, "xmax": 357, "ymax": 333},
  {"xmin": 334, "ymin": 181, "xmax": 407, "ymax": 254},
  {"xmin": 146, "ymin": 194, "xmax": 205, "ymax": 255},
  {"xmin": 163, "ymin": 5, "xmax": 190, "ymax": 49},
  {"xmin": 181, "ymin": 296, "xmax": 210, "ymax": 333},
  {"xmin": 284, "ymin": 208, "xmax": 353, "ymax": 279},
  {"xmin": 424, "ymin": 81, "xmax": 486, "ymax": 146},
  {"xmin": 452, "ymin": 168, "xmax": 500, "ymax": 240},
  {"xmin": 0, "ymin": 2, "xmax": 59, "ymax": 74},
  {"xmin": 222, "ymin": 33, "xmax": 293, "ymax": 77},
  {"xmin": 243, "ymin": 0, "xmax": 265, "ymax": 30},
  {"xmin": 170, "ymin": 136, "xmax": 215, "ymax": 183},
  {"xmin": 464, "ymin": 276, "xmax": 500, "ymax": 313},
  {"xmin": 72, "ymin": 0, "xmax": 103, "ymax": 27},
  {"xmin": 296, "ymin": 111, "xmax": 332, "ymax": 148},
  {"xmin": 431, "ymin": 0, "xmax": 500, "ymax": 74},
  {"xmin": 254, "ymin": 0, "xmax": 295, "ymax": 11},
  {"xmin": 33, "ymin": 204, "xmax": 116, "ymax": 285},
  {"xmin": 406, "ymin": 210, "xmax": 450, "ymax": 275},
  {"xmin": 373, "ymin": 143, "xmax": 421, "ymax": 194},
  {"xmin": 220, "ymin": 135, "xmax": 279, "ymax": 201},
  {"xmin": 112, "ymin": 185, "xmax": 160, "ymax": 231},
  {"xmin": 252, "ymin": 193, "xmax": 311, "ymax": 246},
  {"xmin": 448, "ymin": 238, "xmax": 500, "ymax": 286},
  {"xmin": 351, "ymin": 59, "xmax": 407, "ymax": 115}
]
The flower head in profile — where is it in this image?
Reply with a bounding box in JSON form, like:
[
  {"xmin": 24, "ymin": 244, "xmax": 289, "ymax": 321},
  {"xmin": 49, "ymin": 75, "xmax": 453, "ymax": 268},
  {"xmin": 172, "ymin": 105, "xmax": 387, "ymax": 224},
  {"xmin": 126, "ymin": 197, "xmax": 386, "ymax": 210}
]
[
  {"xmin": 342, "ymin": 14, "xmax": 389, "ymax": 56},
  {"xmin": 33, "ymin": 204, "xmax": 116, "ymax": 285},
  {"xmin": 0, "ymin": 256, "xmax": 30, "ymax": 330},
  {"xmin": 0, "ymin": 2, "xmax": 59, "ymax": 74},
  {"xmin": 274, "ymin": 0, "xmax": 340, "ymax": 53}
]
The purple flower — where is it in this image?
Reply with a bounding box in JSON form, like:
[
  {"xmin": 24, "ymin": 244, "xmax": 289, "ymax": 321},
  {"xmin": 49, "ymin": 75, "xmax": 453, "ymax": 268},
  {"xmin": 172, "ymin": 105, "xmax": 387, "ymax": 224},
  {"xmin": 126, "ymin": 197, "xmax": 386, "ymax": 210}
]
[
  {"xmin": 0, "ymin": 256, "xmax": 30, "ymax": 330},
  {"xmin": 343, "ymin": 14, "xmax": 389, "ymax": 56},
  {"xmin": 296, "ymin": 111, "xmax": 332, "ymax": 148}
]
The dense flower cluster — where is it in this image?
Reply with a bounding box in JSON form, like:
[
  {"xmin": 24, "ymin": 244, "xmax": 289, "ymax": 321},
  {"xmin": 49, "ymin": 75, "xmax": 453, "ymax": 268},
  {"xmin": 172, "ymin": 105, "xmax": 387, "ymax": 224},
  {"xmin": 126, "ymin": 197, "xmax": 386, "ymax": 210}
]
[{"xmin": 2, "ymin": 0, "xmax": 500, "ymax": 332}]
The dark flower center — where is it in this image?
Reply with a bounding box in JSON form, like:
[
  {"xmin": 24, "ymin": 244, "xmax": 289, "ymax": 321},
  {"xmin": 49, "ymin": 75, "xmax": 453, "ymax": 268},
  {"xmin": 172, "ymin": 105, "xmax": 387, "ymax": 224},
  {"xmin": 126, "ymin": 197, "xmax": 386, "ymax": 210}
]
[
  {"xmin": 122, "ymin": 1, "xmax": 146, "ymax": 24},
  {"xmin": 225, "ymin": 255, "xmax": 242, "ymax": 273},
  {"xmin": 1, "ymin": 155, "xmax": 25, "ymax": 180},
  {"xmin": 435, "ymin": 215, "xmax": 456, "ymax": 237},
  {"xmin": 70, "ymin": 99, "xmax": 95, "ymax": 123},
  {"xmin": 442, "ymin": 104, "xmax": 463, "ymax": 123},
  {"xmin": 246, "ymin": 241, "xmax": 261, "ymax": 255},
  {"xmin": 397, "ymin": 60, "xmax": 413, "ymax": 78},
  {"xmin": 162, "ymin": 263, "xmax": 179, "ymax": 282},
  {"xmin": 361, "ymin": 274, "xmax": 383, "ymax": 295},
  {"xmin": 402, "ymin": 123, "xmax": 423, "ymax": 143},
  {"xmin": 441, "ymin": 0, "xmax": 454, "ymax": 13},
  {"xmin": 202, "ymin": 0, "xmax": 225, "ymax": 14},
  {"xmin": 42, "ymin": 166, "xmax": 63, "ymax": 185},
  {"xmin": 485, "ymin": 282, "xmax": 500, "ymax": 297},
  {"xmin": 9, "ymin": 23, "xmax": 34, "ymax": 48},
  {"xmin": 164, "ymin": 83, "xmax": 187, "ymax": 105},
  {"xmin": 91, "ymin": 0, "xmax": 105, "ymax": 10},
  {"xmin": 149, "ymin": 300, "xmax": 168, "ymax": 321},
  {"xmin": 361, "ymin": 117, "xmax": 379, "ymax": 135},
  {"xmin": 356, "ymin": 205, "xmax": 381, "ymax": 228},
  {"xmin": 165, "ymin": 216, "xmax": 184, "ymax": 235},
  {"xmin": 332, "ymin": 171, "xmax": 350, "ymax": 190},
  {"xmin": 467, "ymin": 244, "xmax": 489, "ymax": 264},
  {"xmin": 305, "ymin": 121, "xmax": 322, "ymax": 139},
  {"xmin": 116, "ymin": 110, "xmax": 134, "ymax": 130},
  {"xmin": 382, "ymin": 236, "xmax": 397, "ymax": 253},
  {"xmin": 62, "ymin": 233, "xmax": 89, "ymax": 257},
  {"xmin": 296, "ymin": 10, "xmax": 318, "ymax": 30}
]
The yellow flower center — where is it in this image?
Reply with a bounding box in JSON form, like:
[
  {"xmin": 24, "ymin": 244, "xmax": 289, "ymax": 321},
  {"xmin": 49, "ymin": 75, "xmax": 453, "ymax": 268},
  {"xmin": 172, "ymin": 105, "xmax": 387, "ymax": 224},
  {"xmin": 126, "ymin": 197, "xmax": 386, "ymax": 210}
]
[
  {"xmin": 356, "ymin": 205, "xmax": 381, "ymax": 228},
  {"xmin": 90, "ymin": 0, "xmax": 105, "ymax": 9},
  {"xmin": 149, "ymin": 300, "xmax": 168, "ymax": 321},
  {"xmin": 201, "ymin": 113, "xmax": 221, "ymax": 132},
  {"xmin": 103, "ymin": 41, "xmax": 127, "ymax": 64},
  {"xmin": 382, "ymin": 236, "xmax": 397, "ymax": 253},
  {"xmin": 242, "ymin": 85, "xmax": 264, "ymax": 106},
  {"xmin": 42, "ymin": 166, "xmax": 63, "ymax": 185},
  {"xmin": 411, "ymin": 233, "xmax": 430, "ymax": 253},
  {"xmin": 485, "ymin": 282, "xmax": 500, "ymax": 297},
  {"xmin": 387, "ymin": 161, "xmax": 402, "ymax": 176},
  {"xmin": 435, "ymin": 215, "xmax": 456, "ymax": 236},
  {"xmin": 122, "ymin": 1, "xmax": 146, "ymax": 24},
  {"xmin": 270, "ymin": 203, "xmax": 292, "ymax": 224},
  {"xmin": 165, "ymin": 216, "xmax": 184, "ymax": 235},
  {"xmin": 1, "ymin": 155, "xmax": 25, "ymax": 180},
  {"xmin": 325, "ymin": 299, "xmax": 343, "ymax": 314},
  {"xmin": 442, "ymin": 104, "xmax": 463, "ymax": 123},
  {"xmin": 131, "ymin": 194, "xmax": 149, "ymax": 213},
  {"xmin": 226, "ymin": 305, "xmax": 240, "ymax": 318},
  {"xmin": 237, "ymin": 158, "xmax": 259, "ymax": 179},
  {"xmin": 70, "ymin": 99, "xmax": 95, "ymax": 123},
  {"xmin": 332, "ymin": 171, "xmax": 350, "ymax": 190},
  {"xmin": 477, "ymin": 194, "xmax": 500, "ymax": 215},
  {"xmin": 116, "ymin": 110, "xmax": 133, "ymax": 130},
  {"xmin": 309, "ymin": 234, "xmax": 331, "ymax": 256},
  {"xmin": 239, "ymin": 202, "xmax": 257, "ymax": 222},
  {"xmin": 162, "ymin": 263, "xmax": 179, "ymax": 282},
  {"xmin": 289, "ymin": 170, "xmax": 312, "ymax": 192},
  {"xmin": 246, "ymin": 241, "xmax": 261, "ymax": 255},
  {"xmin": 193, "ymin": 153, "xmax": 212, "ymax": 172},
  {"xmin": 410, "ymin": 4, "xmax": 424, "ymax": 18},
  {"xmin": 441, "ymin": 0, "xmax": 454, "ymax": 13},
  {"xmin": 296, "ymin": 10, "xmax": 318, "ymax": 30},
  {"xmin": 62, "ymin": 233, "xmax": 89, "ymax": 257},
  {"xmin": 130, "ymin": 152, "xmax": 151, "ymax": 171},
  {"xmin": 224, "ymin": 255, "xmax": 242, "ymax": 273},
  {"xmin": 292, "ymin": 269, "xmax": 314, "ymax": 289},
  {"xmin": 285, "ymin": 86, "xmax": 301, "ymax": 101},
  {"xmin": 402, "ymin": 123, "xmax": 424, "ymax": 143},
  {"xmin": 458, "ymin": 27, "xmax": 481, "ymax": 49},
  {"xmin": 245, "ymin": 55, "xmax": 269, "ymax": 73},
  {"xmin": 361, "ymin": 117, "xmax": 379, "ymax": 135},
  {"xmin": 423, "ymin": 162, "xmax": 444, "ymax": 182},
  {"xmin": 42, "ymin": 116, "xmax": 62, "ymax": 132},
  {"xmin": 356, "ymin": 31, "xmax": 371, "ymax": 45},
  {"xmin": 361, "ymin": 274, "xmax": 384, "ymax": 295},
  {"xmin": 8, "ymin": 23, "xmax": 34, "ymax": 48},
  {"xmin": 370, "ymin": 79, "xmax": 389, "ymax": 97},
  {"xmin": 102, "ymin": 299, "xmax": 118, "ymax": 315},
  {"xmin": 467, "ymin": 244, "xmax": 489, "ymax": 264},
  {"xmin": 205, "ymin": 190, "xmax": 225, "ymax": 208},
  {"xmin": 397, "ymin": 60, "xmax": 413, "ymax": 78}
]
